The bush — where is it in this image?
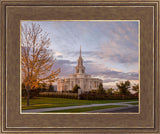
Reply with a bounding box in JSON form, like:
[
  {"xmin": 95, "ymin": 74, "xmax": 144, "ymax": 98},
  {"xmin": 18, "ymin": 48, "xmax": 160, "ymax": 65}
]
[
  {"xmin": 22, "ymin": 88, "xmax": 41, "ymax": 99},
  {"xmin": 30, "ymin": 89, "xmax": 41, "ymax": 99},
  {"xmin": 79, "ymin": 92, "xmax": 138, "ymax": 100},
  {"xmin": 80, "ymin": 92, "xmax": 107, "ymax": 100},
  {"xmin": 39, "ymin": 92, "xmax": 78, "ymax": 99}
]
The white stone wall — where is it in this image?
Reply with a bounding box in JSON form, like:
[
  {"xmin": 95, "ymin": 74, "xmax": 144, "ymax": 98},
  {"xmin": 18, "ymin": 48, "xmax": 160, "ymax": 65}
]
[{"xmin": 57, "ymin": 77, "xmax": 103, "ymax": 92}]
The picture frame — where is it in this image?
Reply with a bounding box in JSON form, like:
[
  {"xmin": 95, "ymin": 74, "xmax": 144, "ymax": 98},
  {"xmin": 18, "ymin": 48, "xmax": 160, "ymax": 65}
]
[{"xmin": 0, "ymin": 0, "xmax": 159, "ymax": 133}]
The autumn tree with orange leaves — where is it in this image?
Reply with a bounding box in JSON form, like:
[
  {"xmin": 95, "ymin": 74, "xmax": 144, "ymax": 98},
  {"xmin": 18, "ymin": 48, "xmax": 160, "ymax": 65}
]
[{"xmin": 21, "ymin": 23, "xmax": 60, "ymax": 106}]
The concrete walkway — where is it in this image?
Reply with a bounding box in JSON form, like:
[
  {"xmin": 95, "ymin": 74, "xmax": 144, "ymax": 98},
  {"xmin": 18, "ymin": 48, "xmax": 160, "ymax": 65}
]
[
  {"xmin": 22, "ymin": 101, "xmax": 138, "ymax": 113},
  {"xmin": 85, "ymin": 105, "xmax": 138, "ymax": 113}
]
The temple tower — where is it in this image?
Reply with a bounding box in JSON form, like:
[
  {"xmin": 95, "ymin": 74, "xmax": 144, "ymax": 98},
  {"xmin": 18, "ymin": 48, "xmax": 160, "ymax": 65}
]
[{"xmin": 75, "ymin": 46, "xmax": 85, "ymax": 74}]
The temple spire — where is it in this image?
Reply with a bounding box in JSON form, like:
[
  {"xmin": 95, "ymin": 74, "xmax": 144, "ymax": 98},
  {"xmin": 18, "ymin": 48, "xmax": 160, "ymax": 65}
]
[
  {"xmin": 75, "ymin": 45, "xmax": 85, "ymax": 74},
  {"xmin": 80, "ymin": 45, "xmax": 81, "ymax": 57}
]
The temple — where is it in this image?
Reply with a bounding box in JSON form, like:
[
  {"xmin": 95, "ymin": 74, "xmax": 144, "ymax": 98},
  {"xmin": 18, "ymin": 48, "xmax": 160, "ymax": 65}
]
[{"xmin": 57, "ymin": 46, "xmax": 103, "ymax": 92}]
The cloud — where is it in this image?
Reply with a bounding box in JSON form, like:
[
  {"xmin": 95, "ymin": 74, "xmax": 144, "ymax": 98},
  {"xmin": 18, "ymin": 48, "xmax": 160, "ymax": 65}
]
[
  {"xmin": 52, "ymin": 59, "xmax": 75, "ymax": 78},
  {"xmin": 84, "ymin": 62, "xmax": 138, "ymax": 86},
  {"xmin": 92, "ymin": 69, "xmax": 138, "ymax": 81},
  {"xmin": 103, "ymin": 79, "xmax": 139, "ymax": 89},
  {"xmin": 98, "ymin": 22, "xmax": 138, "ymax": 65},
  {"xmin": 57, "ymin": 55, "xmax": 63, "ymax": 58},
  {"xmin": 66, "ymin": 50, "xmax": 97, "ymax": 58},
  {"xmin": 97, "ymin": 41, "xmax": 138, "ymax": 64},
  {"xmin": 52, "ymin": 59, "xmax": 94, "ymax": 78},
  {"xmin": 48, "ymin": 21, "xmax": 138, "ymax": 68},
  {"xmin": 102, "ymin": 71, "xmax": 138, "ymax": 80}
]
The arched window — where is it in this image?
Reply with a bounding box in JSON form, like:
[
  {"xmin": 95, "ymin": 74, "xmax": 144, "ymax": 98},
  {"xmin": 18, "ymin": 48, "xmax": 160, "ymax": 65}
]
[
  {"xmin": 94, "ymin": 81, "xmax": 96, "ymax": 88},
  {"xmin": 77, "ymin": 69, "xmax": 79, "ymax": 73},
  {"xmin": 82, "ymin": 69, "xmax": 84, "ymax": 73}
]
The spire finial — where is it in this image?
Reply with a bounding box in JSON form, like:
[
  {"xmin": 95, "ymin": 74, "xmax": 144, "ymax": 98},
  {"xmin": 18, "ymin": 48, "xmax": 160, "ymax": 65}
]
[{"xmin": 80, "ymin": 45, "xmax": 81, "ymax": 57}]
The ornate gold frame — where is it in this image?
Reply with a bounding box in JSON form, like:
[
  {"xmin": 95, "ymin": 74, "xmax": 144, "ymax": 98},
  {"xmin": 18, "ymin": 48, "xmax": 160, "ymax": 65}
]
[{"xmin": 0, "ymin": 0, "xmax": 159, "ymax": 133}]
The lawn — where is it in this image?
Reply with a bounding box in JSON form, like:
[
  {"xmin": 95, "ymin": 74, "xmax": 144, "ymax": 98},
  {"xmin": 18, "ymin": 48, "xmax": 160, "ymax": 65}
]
[
  {"xmin": 22, "ymin": 97, "xmax": 138, "ymax": 110},
  {"xmin": 44, "ymin": 105, "xmax": 123, "ymax": 113}
]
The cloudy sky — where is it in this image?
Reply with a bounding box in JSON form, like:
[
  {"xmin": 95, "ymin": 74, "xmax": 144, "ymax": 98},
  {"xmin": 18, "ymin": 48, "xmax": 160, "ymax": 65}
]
[{"xmin": 21, "ymin": 21, "xmax": 139, "ymax": 89}]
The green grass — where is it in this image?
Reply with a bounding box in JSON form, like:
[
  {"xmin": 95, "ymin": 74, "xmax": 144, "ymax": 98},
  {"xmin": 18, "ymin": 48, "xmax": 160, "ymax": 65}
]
[
  {"xmin": 44, "ymin": 105, "xmax": 123, "ymax": 113},
  {"xmin": 22, "ymin": 97, "xmax": 138, "ymax": 110},
  {"xmin": 129, "ymin": 102, "xmax": 139, "ymax": 105}
]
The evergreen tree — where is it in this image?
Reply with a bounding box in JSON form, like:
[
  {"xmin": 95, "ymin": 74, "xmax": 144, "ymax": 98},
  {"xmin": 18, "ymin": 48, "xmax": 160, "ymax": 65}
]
[
  {"xmin": 72, "ymin": 84, "xmax": 80, "ymax": 93},
  {"xmin": 97, "ymin": 83, "xmax": 106, "ymax": 94}
]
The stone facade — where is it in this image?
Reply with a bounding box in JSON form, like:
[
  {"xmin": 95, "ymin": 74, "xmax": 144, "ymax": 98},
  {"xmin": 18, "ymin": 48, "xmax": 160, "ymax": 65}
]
[{"xmin": 57, "ymin": 46, "xmax": 103, "ymax": 92}]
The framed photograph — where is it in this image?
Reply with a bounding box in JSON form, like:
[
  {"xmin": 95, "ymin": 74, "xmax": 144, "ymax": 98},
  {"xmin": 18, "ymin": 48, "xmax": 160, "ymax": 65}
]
[
  {"xmin": 1, "ymin": 0, "xmax": 159, "ymax": 133},
  {"xmin": 21, "ymin": 20, "xmax": 139, "ymax": 114}
]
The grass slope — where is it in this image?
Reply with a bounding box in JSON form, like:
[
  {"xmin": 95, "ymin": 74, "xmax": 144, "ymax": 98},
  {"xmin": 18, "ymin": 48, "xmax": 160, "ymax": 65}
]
[{"xmin": 22, "ymin": 97, "xmax": 138, "ymax": 110}]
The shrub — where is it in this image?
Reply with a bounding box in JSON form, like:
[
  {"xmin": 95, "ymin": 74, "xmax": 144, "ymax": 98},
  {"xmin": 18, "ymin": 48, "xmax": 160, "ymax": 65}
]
[
  {"xmin": 39, "ymin": 92, "xmax": 78, "ymax": 99},
  {"xmin": 79, "ymin": 92, "xmax": 138, "ymax": 100},
  {"xmin": 30, "ymin": 89, "xmax": 41, "ymax": 99}
]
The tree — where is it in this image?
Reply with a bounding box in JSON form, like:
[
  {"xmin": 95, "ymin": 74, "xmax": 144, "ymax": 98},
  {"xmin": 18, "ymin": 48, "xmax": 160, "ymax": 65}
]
[
  {"xmin": 132, "ymin": 84, "xmax": 139, "ymax": 94},
  {"xmin": 97, "ymin": 83, "xmax": 106, "ymax": 94},
  {"xmin": 116, "ymin": 80, "xmax": 130, "ymax": 95},
  {"xmin": 21, "ymin": 23, "xmax": 60, "ymax": 106},
  {"xmin": 72, "ymin": 84, "xmax": 80, "ymax": 93},
  {"xmin": 106, "ymin": 88, "xmax": 114, "ymax": 95},
  {"xmin": 22, "ymin": 82, "xmax": 27, "ymax": 99},
  {"xmin": 113, "ymin": 89, "xmax": 120, "ymax": 95},
  {"xmin": 48, "ymin": 84, "xmax": 54, "ymax": 92},
  {"xmin": 132, "ymin": 84, "xmax": 139, "ymax": 91}
]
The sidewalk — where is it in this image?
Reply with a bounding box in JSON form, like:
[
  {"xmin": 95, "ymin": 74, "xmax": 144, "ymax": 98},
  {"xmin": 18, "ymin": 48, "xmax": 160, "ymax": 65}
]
[
  {"xmin": 85, "ymin": 105, "xmax": 138, "ymax": 113},
  {"xmin": 22, "ymin": 101, "xmax": 138, "ymax": 113}
]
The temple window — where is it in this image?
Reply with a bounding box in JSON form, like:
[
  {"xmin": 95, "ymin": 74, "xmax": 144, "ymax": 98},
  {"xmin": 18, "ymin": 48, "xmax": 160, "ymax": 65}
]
[
  {"xmin": 72, "ymin": 81, "xmax": 73, "ymax": 88},
  {"xmin": 94, "ymin": 81, "xmax": 96, "ymax": 88},
  {"xmin": 77, "ymin": 69, "xmax": 79, "ymax": 73},
  {"xmin": 82, "ymin": 69, "xmax": 84, "ymax": 73}
]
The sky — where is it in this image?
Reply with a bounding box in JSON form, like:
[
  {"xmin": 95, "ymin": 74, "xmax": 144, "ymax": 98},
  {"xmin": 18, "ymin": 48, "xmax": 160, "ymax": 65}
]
[{"xmin": 21, "ymin": 21, "xmax": 139, "ymax": 89}]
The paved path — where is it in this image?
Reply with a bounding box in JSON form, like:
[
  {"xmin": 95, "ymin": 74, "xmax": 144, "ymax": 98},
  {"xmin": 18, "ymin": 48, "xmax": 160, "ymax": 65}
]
[
  {"xmin": 85, "ymin": 105, "xmax": 138, "ymax": 113},
  {"xmin": 22, "ymin": 101, "xmax": 138, "ymax": 113}
]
